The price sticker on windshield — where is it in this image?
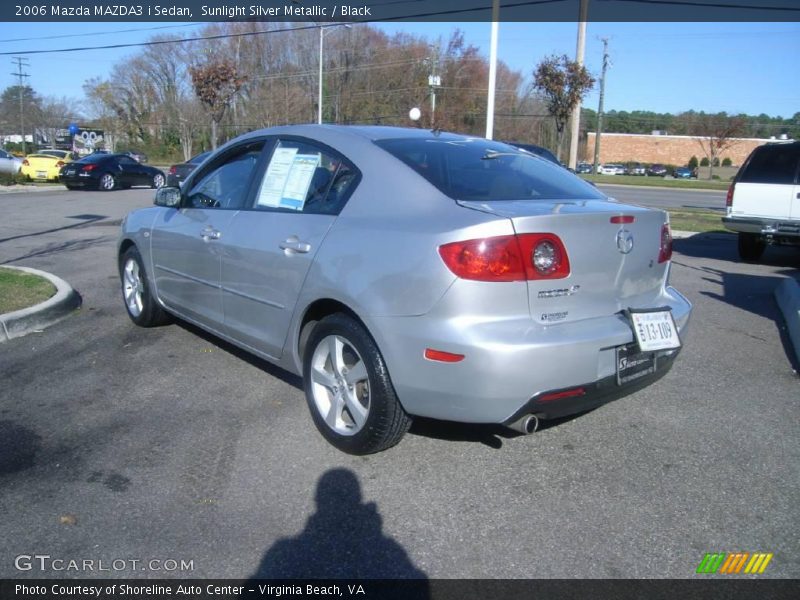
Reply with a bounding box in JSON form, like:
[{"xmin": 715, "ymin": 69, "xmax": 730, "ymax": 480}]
[{"xmin": 628, "ymin": 308, "xmax": 681, "ymax": 352}]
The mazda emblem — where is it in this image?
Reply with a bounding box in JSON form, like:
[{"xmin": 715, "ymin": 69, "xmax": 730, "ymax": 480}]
[{"xmin": 616, "ymin": 229, "xmax": 634, "ymax": 254}]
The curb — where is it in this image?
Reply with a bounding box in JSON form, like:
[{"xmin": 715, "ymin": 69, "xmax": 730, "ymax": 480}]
[
  {"xmin": 0, "ymin": 266, "xmax": 82, "ymax": 343},
  {"xmin": 774, "ymin": 277, "xmax": 800, "ymax": 369},
  {"xmin": 0, "ymin": 184, "xmax": 67, "ymax": 194}
]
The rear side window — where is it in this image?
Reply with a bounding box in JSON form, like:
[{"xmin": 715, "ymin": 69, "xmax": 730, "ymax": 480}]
[
  {"xmin": 375, "ymin": 137, "xmax": 604, "ymax": 201},
  {"xmin": 739, "ymin": 144, "xmax": 800, "ymax": 185}
]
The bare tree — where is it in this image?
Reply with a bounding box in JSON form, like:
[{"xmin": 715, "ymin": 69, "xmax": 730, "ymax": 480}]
[
  {"xmin": 189, "ymin": 60, "xmax": 246, "ymax": 149},
  {"xmin": 532, "ymin": 54, "xmax": 595, "ymax": 162},
  {"xmin": 37, "ymin": 96, "xmax": 82, "ymax": 147},
  {"xmin": 679, "ymin": 112, "xmax": 747, "ymax": 179}
]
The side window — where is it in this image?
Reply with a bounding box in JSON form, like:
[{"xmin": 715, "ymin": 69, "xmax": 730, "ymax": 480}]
[
  {"xmin": 740, "ymin": 145, "xmax": 800, "ymax": 185},
  {"xmin": 118, "ymin": 156, "xmax": 138, "ymax": 166},
  {"xmin": 251, "ymin": 139, "xmax": 359, "ymax": 215},
  {"xmin": 186, "ymin": 141, "xmax": 264, "ymax": 210}
]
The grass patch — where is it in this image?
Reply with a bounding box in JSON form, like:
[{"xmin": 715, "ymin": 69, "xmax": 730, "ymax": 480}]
[
  {"xmin": 0, "ymin": 267, "xmax": 56, "ymax": 314},
  {"xmin": 582, "ymin": 174, "xmax": 730, "ymax": 191},
  {"xmin": 667, "ymin": 209, "xmax": 730, "ymax": 234}
]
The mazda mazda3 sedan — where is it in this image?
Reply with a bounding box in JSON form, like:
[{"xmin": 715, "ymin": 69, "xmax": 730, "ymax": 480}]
[{"xmin": 118, "ymin": 125, "xmax": 692, "ymax": 454}]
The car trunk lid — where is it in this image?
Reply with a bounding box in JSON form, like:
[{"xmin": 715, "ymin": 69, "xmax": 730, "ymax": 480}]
[{"xmin": 457, "ymin": 199, "xmax": 670, "ymax": 324}]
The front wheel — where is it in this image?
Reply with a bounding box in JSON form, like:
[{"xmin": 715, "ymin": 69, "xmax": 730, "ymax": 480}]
[
  {"xmin": 119, "ymin": 246, "xmax": 171, "ymax": 327},
  {"xmin": 99, "ymin": 172, "xmax": 116, "ymax": 191},
  {"xmin": 303, "ymin": 314, "xmax": 411, "ymax": 455},
  {"xmin": 737, "ymin": 232, "xmax": 765, "ymax": 262},
  {"xmin": 152, "ymin": 173, "xmax": 165, "ymax": 189}
]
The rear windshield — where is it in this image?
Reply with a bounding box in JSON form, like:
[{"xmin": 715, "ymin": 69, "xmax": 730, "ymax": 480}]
[
  {"xmin": 76, "ymin": 154, "xmax": 111, "ymax": 164},
  {"xmin": 375, "ymin": 138, "xmax": 605, "ymax": 201},
  {"xmin": 739, "ymin": 144, "xmax": 800, "ymax": 185}
]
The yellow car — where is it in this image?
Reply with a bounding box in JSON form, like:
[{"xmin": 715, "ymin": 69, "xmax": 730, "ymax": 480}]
[{"xmin": 21, "ymin": 149, "xmax": 75, "ymax": 182}]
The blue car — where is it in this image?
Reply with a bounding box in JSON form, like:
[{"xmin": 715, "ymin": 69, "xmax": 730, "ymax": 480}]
[{"xmin": 673, "ymin": 167, "xmax": 696, "ymax": 179}]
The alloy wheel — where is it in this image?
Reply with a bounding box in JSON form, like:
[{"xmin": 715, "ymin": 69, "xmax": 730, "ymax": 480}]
[{"xmin": 309, "ymin": 334, "xmax": 371, "ymax": 436}]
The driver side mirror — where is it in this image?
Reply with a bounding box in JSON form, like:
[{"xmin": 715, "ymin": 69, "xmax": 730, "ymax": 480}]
[{"xmin": 154, "ymin": 186, "xmax": 181, "ymax": 208}]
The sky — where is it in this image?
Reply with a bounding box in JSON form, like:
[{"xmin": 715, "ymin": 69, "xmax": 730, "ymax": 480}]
[{"xmin": 0, "ymin": 20, "xmax": 798, "ymax": 119}]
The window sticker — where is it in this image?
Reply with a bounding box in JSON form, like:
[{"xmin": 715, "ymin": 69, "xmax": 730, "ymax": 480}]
[
  {"xmin": 256, "ymin": 147, "xmax": 321, "ymax": 211},
  {"xmin": 281, "ymin": 153, "xmax": 321, "ymax": 210},
  {"xmin": 257, "ymin": 146, "xmax": 298, "ymax": 208}
]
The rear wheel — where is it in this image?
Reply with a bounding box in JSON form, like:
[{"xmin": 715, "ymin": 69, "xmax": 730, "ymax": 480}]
[
  {"xmin": 737, "ymin": 232, "xmax": 766, "ymax": 262},
  {"xmin": 99, "ymin": 172, "xmax": 116, "ymax": 191},
  {"xmin": 303, "ymin": 314, "xmax": 411, "ymax": 455},
  {"xmin": 152, "ymin": 173, "xmax": 165, "ymax": 189},
  {"xmin": 119, "ymin": 246, "xmax": 170, "ymax": 327}
]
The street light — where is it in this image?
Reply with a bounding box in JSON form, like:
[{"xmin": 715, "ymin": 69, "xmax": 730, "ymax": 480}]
[{"xmin": 318, "ymin": 24, "xmax": 351, "ymax": 124}]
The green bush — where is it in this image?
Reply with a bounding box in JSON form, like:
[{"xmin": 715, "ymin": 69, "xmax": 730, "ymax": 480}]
[
  {"xmin": 721, "ymin": 157, "xmax": 732, "ymax": 167},
  {"xmin": 688, "ymin": 156, "xmax": 699, "ymax": 169},
  {"xmin": 712, "ymin": 157, "xmax": 720, "ymax": 167},
  {"xmin": 711, "ymin": 175, "xmax": 720, "ymax": 180},
  {"xmin": 700, "ymin": 157, "xmax": 710, "ymax": 166}
]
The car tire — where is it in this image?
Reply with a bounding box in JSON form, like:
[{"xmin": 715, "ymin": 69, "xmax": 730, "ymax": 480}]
[
  {"xmin": 99, "ymin": 172, "xmax": 116, "ymax": 191},
  {"xmin": 303, "ymin": 313, "xmax": 412, "ymax": 455},
  {"xmin": 152, "ymin": 173, "xmax": 165, "ymax": 189},
  {"xmin": 737, "ymin": 233, "xmax": 765, "ymax": 262},
  {"xmin": 119, "ymin": 246, "xmax": 171, "ymax": 327},
  {"xmin": 65, "ymin": 184, "xmax": 78, "ymax": 191}
]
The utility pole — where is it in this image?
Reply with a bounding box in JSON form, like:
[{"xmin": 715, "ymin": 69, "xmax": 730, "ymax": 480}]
[
  {"xmin": 592, "ymin": 38, "xmax": 609, "ymax": 175},
  {"xmin": 568, "ymin": 0, "xmax": 589, "ymax": 170},
  {"xmin": 427, "ymin": 43, "xmax": 441, "ymax": 128},
  {"xmin": 485, "ymin": 0, "xmax": 500, "ymax": 139},
  {"xmin": 11, "ymin": 57, "xmax": 30, "ymax": 156}
]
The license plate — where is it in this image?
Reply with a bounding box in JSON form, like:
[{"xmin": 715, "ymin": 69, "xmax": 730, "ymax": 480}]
[
  {"xmin": 629, "ymin": 308, "xmax": 681, "ymax": 352},
  {"xmin": 616, "ymin": 344, "xmax": 656, "ymax": 386},
  {"xmin": 36, "ymin": 171, "xmax": 47, "ymax": 178},
  {"xmin": 65, "ymin": 170, "xmax": 75, "ymax": 176}
]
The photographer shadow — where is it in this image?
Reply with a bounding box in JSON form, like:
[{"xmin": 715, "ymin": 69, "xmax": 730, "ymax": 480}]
[{"xmin": 247, "ymin": 468, "xmax": 429, "ymax": 587}]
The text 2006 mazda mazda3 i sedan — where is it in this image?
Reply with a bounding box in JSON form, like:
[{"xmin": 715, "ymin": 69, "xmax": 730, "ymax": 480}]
[{"xmin": 118, "ymin": 125, "xmax": 692, "ymax": 454}]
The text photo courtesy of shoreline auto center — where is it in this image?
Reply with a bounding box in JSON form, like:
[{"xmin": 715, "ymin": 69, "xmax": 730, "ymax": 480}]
[{"xmin": 0, "ymin": 1, "xmax": 798, "ymax": 598}]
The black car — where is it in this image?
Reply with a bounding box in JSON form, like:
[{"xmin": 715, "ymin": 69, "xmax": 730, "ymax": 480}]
[
  {"xmin": 647, "ymin": 163, "xmax": 668, "ymax": 177},
  {"xmin": 166, "ymin": 151, "xmax": 212, "ymax": 187},
  {"xmin": 575, "ymin": 162, "xmax": 593, "ymax": 174},
  {"xmin": 59, "ymin": 153, "xmax": 166, "ymax": 191}
]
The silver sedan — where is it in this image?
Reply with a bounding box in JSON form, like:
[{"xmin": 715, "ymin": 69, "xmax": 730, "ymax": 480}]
[
  {"xmin": 118, "ymin": 125, "xmax": 692, "ymax": 454},
  {"xmin": 0, "ymin": 149, "xmax": 22, "ymax": 175}
]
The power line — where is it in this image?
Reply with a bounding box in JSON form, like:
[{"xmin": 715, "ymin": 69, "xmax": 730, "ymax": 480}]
[{"xmin": 0, "ymin": 24, "xmax": 199, "ymax": 44}]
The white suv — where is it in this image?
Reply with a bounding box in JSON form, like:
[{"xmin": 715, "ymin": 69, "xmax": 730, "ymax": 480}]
[{"xmin": 722, "ymin": 141, "xmax": 800, "ymax": 261}]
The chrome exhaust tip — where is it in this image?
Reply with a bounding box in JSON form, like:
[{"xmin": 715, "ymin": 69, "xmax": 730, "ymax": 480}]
[{"xmin": 508, "ymin": 414, "xmax": 539, "ymax": 435}]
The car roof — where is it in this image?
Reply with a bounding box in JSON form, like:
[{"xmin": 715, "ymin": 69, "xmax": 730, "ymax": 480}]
[{"xmin": 236, "ymin": 124, "xmax": 488, "ymax": 144}]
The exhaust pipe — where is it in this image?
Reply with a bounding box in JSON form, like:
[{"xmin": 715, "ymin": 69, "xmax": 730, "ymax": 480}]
[{"xmin": 508, "ymin": 414, "xmax": 538, "ymax": 435}]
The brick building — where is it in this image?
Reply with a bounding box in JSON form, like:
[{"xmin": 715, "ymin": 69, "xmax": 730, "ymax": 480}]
[{"xmin": 584, "ymin": 132, "xmax": 771, "ymax": 167}]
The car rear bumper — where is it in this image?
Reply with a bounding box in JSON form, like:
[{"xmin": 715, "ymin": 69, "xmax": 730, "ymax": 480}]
[
  {"xmin": 372, "ymin": 286, "xmax": 692, "ymax": 424},
  {"xmin": 722, "ymin": 216, "xmax": 800, "ymax": 240}
]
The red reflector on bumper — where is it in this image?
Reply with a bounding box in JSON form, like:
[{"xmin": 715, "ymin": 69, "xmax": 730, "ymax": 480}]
[
  {"xmin": 610, "ymin": 215, "xmax": 635, "ymax": 224},
  {"xmin": 538, "ymin": 387, "xmax": 586, "ymax": 403},
  {"xmin": 424, "ymin": 348, "xmax": 465, "ymax": 363}
]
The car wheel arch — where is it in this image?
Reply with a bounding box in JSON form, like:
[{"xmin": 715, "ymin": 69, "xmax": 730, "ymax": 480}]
[{"xmin": 297, "ymin": 298, "xmax": 367, "ymax": 363}]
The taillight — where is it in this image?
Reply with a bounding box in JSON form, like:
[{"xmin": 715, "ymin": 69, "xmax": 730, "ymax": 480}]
[
  {"xmin": 438, "ymin": 233, "xmax": 570, "ymax": 281},
  {"xmin": 610, "ymin": 215, "xmax": 635, "ymax": 224},
  {"xmin": 81, "ymin": 164, "xmax": 96, "ymax": 171},
  {"xmin": 726, "ymin": 182, "xmax": 735, "ymax": 208},
  {"xmin": 56, "ymin": 161, "xmax": 65, "ymax": 168},
  {"xmin": 658, "ymin": 223, "xmax": 672, "ymax": 263},
  {"xmin": 22, "ymin": 159, "xmax": 29, "ymax": 166},
  {"xmin": 168, "ymin": 165, "xmax": 177, "ymax": 175}
]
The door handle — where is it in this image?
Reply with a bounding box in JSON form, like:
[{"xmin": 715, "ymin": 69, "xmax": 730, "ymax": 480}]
[
  {"xmin": 280, "ymin": 237, "xmax": 311, "ymax": 254},
  {"xmin": 200, "ymin": 228, "xmax": 222, "ymax": 241}
]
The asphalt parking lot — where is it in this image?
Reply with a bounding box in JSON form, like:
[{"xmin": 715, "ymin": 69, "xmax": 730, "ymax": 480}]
[{"xmin": 0, "ymin": 187, "xmax": 798, "ymax": 579}]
